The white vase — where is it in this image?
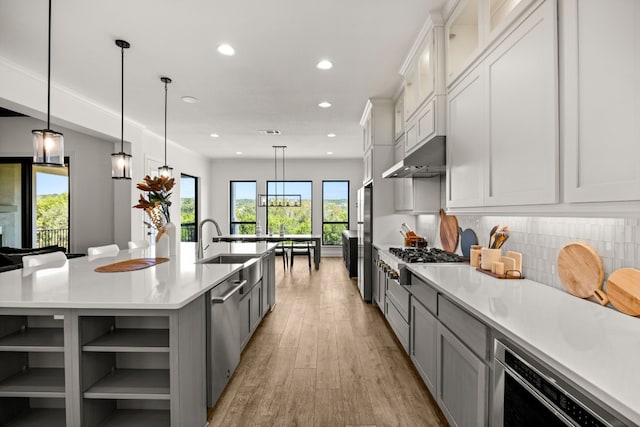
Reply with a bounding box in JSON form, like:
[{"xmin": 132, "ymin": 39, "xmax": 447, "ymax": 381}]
[
  {"xmin": 164, "ymin": 222, "xmax": 177, "ymax": 256},
  {"xmin": 156, "ymin": 232, "xmax": 170, "ymax": 258}
]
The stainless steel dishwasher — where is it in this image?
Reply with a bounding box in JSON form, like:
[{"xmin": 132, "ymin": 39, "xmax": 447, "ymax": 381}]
[
  {"xmin": 207, "ymin": 275, "xmax": 245, "ymax": 407},
  {"xmin": 207, "ymin": 257, "xmax": 262, "ymax": 407}
]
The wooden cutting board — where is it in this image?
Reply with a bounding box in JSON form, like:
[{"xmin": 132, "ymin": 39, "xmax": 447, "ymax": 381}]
[
  {"xmin": 439, "ymin": 209, "xmax": 459, "ymax": 253},
  {"xmin": 606, "ymin": 268, "xmax": 640, "ymax": 316},
  {"xmin": 95, "ymin": 258, "xmax": 169, "ymax": 273},
  {"xmin": 557, "ymin": 243, "xmax": 608, "ymax": 305}
]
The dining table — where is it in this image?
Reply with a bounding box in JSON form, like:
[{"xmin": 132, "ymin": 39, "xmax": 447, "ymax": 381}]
[{"xmin": 211, "ymin": 234, "xmax": 322, "ymax": 269}]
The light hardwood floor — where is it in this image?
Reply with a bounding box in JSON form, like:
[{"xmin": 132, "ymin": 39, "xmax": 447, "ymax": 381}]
[{"xmin": 208, "ymin": 257, "xmax": 448, "ymax": 427}]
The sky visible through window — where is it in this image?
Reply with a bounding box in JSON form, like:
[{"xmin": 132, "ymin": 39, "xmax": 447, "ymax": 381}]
[
  {"xmin": 267, "ymin": 182, "xmax": 312, "ymax": 198},
  {"xmin": 36, "ymin": 172, "xmax": 67, "ymax": 195}
]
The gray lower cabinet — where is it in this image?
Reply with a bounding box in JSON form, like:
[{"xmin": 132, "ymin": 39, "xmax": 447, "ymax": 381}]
[
  {"xmin": 0, "ymin": 298, "xmax": 207, "ymax": 426},
  {"xmin": 0, "ymin": 310, "xmax": 71, "ymax": 426},
  {"xmin": 410, "ymin": 298, "xmax": 438, "ymax": 395},
  {"xmin": 376, "ymin": 265, "xmax": 386, "ymax": 313},
  {"xmin": 436, "ymin": 322, "xmax": 488, "ymax": 427},
  {"xmin": 239, "ymin": 281, "xmax": 263, "ymax": 350}
]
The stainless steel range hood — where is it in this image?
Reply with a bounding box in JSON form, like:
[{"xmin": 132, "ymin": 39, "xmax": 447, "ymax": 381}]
[{"xmin": 382, "ymin": 136, "xmax": 446, "ymax": 178}]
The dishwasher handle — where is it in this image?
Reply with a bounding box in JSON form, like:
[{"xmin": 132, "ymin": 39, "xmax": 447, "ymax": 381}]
[{"xmin": 212, "ymin": 280, "xmax": 247, "ymax": 304}]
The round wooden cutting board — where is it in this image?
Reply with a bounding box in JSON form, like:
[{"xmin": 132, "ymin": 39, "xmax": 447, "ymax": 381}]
[
  {"xmin": 606, "ymin": 268, "xmax": 640, "ymax": 316},
  {"xmin": 460, "ymin": 228, "xmax": 478, "ymax": 258},
  {"xmin": 557, "ymin": 242, "xmax": 608, "ymax": 305},
  {"xmin": 439, "ymin": 209, "xmax": 459, "ymax": 253}
]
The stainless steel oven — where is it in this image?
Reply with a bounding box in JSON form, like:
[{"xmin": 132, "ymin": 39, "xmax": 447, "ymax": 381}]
[{"xmin": 493, "ymin": 340, "xmax": 626, "ymax": 427}]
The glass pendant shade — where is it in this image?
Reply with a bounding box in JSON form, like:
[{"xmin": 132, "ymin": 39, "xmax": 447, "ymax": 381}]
[
  {"xmin": 158, "ymin": 165, "xmax": 173, "ymax": 178},
  {"xmin": 111, "ymin": 151, "xmax": 132, "ymax": 179},
  {"xmin": 32, "ymin": 129, "xmax": 64, "ymax": 166}
]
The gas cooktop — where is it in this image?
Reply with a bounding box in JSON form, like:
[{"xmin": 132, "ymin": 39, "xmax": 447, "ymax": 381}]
[{"xmin": 388, "ymin": 247, "xmax": 466, "ymax": 263}]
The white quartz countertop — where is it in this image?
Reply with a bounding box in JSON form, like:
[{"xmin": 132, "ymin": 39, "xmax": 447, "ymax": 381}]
[
  {"xmin": 0, "ymin": 242, "xmax": 275, "ymax": 310},
  {"xmin": 406, "ymin": 264, "xmax": 640, "ymax": 425}
]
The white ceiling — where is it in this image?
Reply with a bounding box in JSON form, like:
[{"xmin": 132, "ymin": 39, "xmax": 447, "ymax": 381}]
[{"xmin": 0, "ymin": 0, "xmax": 446, "ymax": 159}]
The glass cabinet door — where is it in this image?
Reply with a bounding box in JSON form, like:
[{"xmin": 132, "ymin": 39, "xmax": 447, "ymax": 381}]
[
  {"xmin": 446, "ymin": 0, "xmax": 480, "ymax": 81},
  {"xmin": 490, "ymin": 0, "xmax": 527, "ymax": 32},
  {"xmin": 418, "ymin": 32, "xmax": 435, "ymax": 101}
]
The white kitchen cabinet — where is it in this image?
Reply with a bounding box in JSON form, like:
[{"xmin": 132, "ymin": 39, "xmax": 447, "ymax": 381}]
[
  {"xmin": 484, "ymin": 0, "xmax": 558, "ymax": 206},
  {"xmin": 405, "ymin": 96, "xmax": 446, "ymax": 156},
  {"xmin": 394, "ymin": 93, "xmax": 405, "ymax": 142},
  {"xmin": 437, "ymin": 322, "xmax": 488, "ymax": 427},
  {"xmin": 561, "ymin": 0, "xmax": 640, "ymax": 202},
  {"xmin": 410, "ymin": 298, "xmax": 438, "ymax": 395},
  {"xmin": 446, "ymin": 0, "xmax": 482, "ymax": 84},
  {"xmin": 487, "ymin": 0, "xmax": 536, "ymax": 45},
  {"xmin": 401, "ymin": 12, "xmax": 445, "ymax": 125},
  {"xmin": 363, "ymin": 147, "xmax": 373, "ymax": 185},
  {"xmin": 446, "ymin": 66, "xmax": 486, "ymax": 208},
  {"xmin": 447, "ymin": 0, "xmax": 557, "ymax": 208}
]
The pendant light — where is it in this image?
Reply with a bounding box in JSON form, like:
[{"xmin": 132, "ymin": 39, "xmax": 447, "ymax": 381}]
[
  {"xmin": 111, "ymin": 39, "xmax": 132, "ymax": 179},
  {"xmin": 32, "ymin": 0, "xmax": 64, "ymax": 167},
  {"xmin": 258, "ymin": 145, "xmax": 301, "ymax": 207},
  {"xmin": 158, "ymin": 77, "xmax": 173, "ymax": 178}
]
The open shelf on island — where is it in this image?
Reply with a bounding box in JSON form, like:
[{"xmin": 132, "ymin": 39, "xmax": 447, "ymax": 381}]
[
  {"xmin": 0, "ymin": 368, "xmax": 65, "ymax": 398},
  {"xmin": 97, "ymin": 409, "xmax": 170, "ymax": 427},
  {"xmin": 84, "ymin": 369, "xmax": 170, "ymax": 400},
  {"xmin": 0, "ymin": 328, "xmax": 64, "ymax": 352},
  {"xmin": 83, "ymin": 329, "xmax": 169, "ymax": 353},
  {"xmin": 4, "ymin": 407, "xmax": 66, "ymax": 427}
]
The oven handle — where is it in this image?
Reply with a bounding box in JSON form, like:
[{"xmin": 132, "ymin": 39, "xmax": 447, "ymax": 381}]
[{"xmin": 495, "ymin": 359, "xmax": 574, "ymax": 427}]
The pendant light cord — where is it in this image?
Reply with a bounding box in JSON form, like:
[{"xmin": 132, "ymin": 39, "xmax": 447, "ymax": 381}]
[
  {"xmin": 46, "ymin": 0, "xmax": 52, "ymax": 129},
  {"xmin": 120, "ymin": 44, "xmax": 124, "ymax": 153},
  {"xmin": 164, "ymin": 80, "xmax": 168, "ymax": 165}
]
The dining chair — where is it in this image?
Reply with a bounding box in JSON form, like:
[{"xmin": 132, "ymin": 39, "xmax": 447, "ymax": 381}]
[
  {"xmin": 87, "ymin": 244, "xmax": 120, "ymax": 257},
  {"xmin": 290, "ymin": 241, "xmax": 312, "ymax": 270},
  {"xmin": 128, "ymin": 240, "xmax": 150, "ymax": 249},
  {"xmin": 22, "ymin": 251, "xmax": 67, "ymax": 268},
  {"xmin": 274, "ymin": 242, "xmax": 289, "ymax": 270}
]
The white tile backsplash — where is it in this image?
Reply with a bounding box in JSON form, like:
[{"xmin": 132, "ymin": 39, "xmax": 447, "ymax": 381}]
[{"xmin": 415, "ymin": 214, "xmax": 640, "ymax": 291}]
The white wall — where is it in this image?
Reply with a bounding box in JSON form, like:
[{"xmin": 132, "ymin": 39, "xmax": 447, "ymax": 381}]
[
  {"xmin": 209, "ymin": 158, "xmax": 363, "ymax": 254},
  {"xmin": 0, "ymin": 117, "xmax": 212, "ymax": 252},
  {"xmin": 0, "ymin": 116, "xmax": 115, "ymax": 252}
]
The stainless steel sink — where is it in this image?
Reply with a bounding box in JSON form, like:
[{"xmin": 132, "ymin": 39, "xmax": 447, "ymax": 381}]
[
  {"xmin": 197, "ymin": 255, "xmax": 262, "ymax": 292},
  {"xmin": 198, "ymin": 254, "xmax": 258, "ymax": 265}
]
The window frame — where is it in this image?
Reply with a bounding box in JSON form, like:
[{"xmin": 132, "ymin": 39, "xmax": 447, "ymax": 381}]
[
  {"xmin": 266, "ymin": 180, "xmax": 313, "ymax": 235},
  {"xmin": 230, "ymin": 180, "xmax": 257, "ymax": 234},
  {"xmin": 180, "ymin": 173, "xmax": 199, "ymax": 242},
  {"xmin": 321, "ymin": 180, "xmax": 350, "ymax": 246}
]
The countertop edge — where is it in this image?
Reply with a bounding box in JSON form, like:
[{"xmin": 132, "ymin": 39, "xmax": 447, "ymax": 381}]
[{"xmin": 405, "ymin": 263, "xmax": 640, "ymax": 425}]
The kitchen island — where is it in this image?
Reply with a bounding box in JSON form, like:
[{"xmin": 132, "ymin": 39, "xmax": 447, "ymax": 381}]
[
  {"xmin": 404, "ymin": 263, "xmax": 640, "ymax": 426},
  {"xmin": 0, "ymin": 242, "xmax": 275, "ymax": 427}
]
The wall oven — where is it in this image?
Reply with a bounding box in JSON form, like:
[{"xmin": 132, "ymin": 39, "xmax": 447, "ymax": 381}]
[{"xmin": 493, "ymin": 340, "xmax": 626, "ymax": 427}]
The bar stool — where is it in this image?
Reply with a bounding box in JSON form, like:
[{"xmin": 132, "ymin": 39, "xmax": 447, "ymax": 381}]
[
  {"xmin": 87, "ymin": 244, "xmax": 120, "ymax": 257},
  {"xmin": 274, "ymin": 242, "xmax": 289, "ymax": 270},
  {"xmin": 22, "ymin": 251, "xmax": 67, "ymax": 268},
  {"xmin": 290, "ymin": 241, "xmax": 312, "ymax": 270},
  {"xmin": 128, "ymin": 240, "xmax": 150, "ymax": 249}
]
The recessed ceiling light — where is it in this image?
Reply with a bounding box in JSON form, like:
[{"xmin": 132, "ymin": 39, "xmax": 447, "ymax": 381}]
[
  {"xmin": 217, "ymin": 44, "xmax": 235, "ymax": 56},
  {"xmin": 327, "ymin": 133, "xmax": 336, "ymax": 138},
  {"xmin": 181, "ymin": 96, "xmax": 198, "ymax": 104},
  {"xmin": 327, "ymin": 151, "xmax": 333, "ymax": 155},
  {"xmin": 236, "ymin": 151, "xmax": 242, "ymax": 155},
  {"xmin": 318, "ymin": 101, "xmax": 331, "ymax": 108},
  {"xmin": 210, "ymin": 133, "xmax": 220, "ymax": 138},
  {"xmin": 317, "ymin": 60, "xmax": 333, "ymax": 70}
]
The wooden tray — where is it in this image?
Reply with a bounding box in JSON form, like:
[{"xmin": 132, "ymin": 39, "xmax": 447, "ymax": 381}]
[
  {"xmin": 95, "ymin": 258, "xmax": 169, "ymax": 273},
  {"xmin": 476, "ymin": 267, "xmax": 525, "ymax": 280}
]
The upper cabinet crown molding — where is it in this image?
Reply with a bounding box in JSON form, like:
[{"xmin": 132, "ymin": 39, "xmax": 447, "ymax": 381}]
[{"xmin": 399, "ymin": 12, "xmax": 444, "ymax": 77}]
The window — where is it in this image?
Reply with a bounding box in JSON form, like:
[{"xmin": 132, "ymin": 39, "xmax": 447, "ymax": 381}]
[
  {"xmin": 322, "ymin": 181, "xmax": 349, "ymax": 245},
  {"xmin": 230, "ymin": 181, "xmax": 257, "ymax": 234},
  {"xmin": 180, "ymin": 174, "xmax": 198, "ymax": 242},
  {"xmin": 0, "ymin": 157, "xmax": 70, "ymax": 250},
  {"xmin": 266, "ymin": 181, "xmax": 312, "ymax": 235}
]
